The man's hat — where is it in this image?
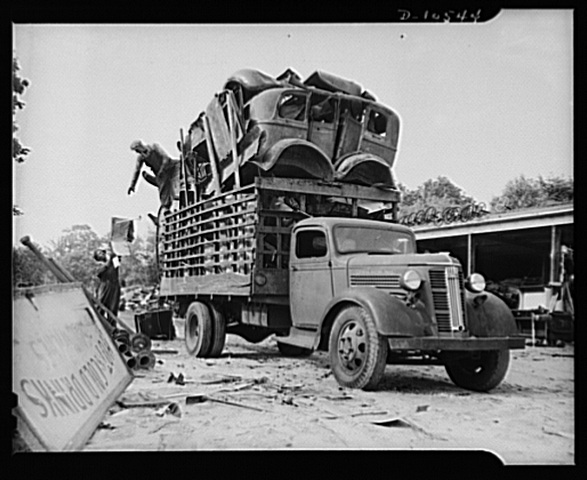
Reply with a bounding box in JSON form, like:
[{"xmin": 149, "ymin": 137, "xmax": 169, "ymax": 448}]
[{"xmin": 130, "ymin": 140, "xmax": 144, "ymax": 150}]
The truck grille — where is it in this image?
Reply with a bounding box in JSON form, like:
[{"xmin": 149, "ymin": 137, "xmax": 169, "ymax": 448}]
[
  {"xmin": 429, "ymin": 267, "xmax": 466, "ymax": 333},
  {"xmin": 349, "ymin": 274, "xmax": 402, "ymax": 292}
]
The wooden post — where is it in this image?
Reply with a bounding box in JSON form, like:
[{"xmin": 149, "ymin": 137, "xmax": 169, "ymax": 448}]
[
  {"xmin": 179, "ymin": 128, "xmax": 190, "ymax": 205},
  {"xmin": 226, "ymin": 95, "xmax": 241, "ymax": 188},
  {"xmin": 202, "ymin": 114, "xmax": 221, "ymax": 195}
]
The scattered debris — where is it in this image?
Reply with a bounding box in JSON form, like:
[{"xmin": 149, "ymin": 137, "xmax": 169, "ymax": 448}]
[
  {"xmin": 201, "ymin": 374, "xmax": 242, "ymax": 385},
  {"xmin": 185, "ymin": 394, "xmax": 266, "ymax": 412},
  {"xmin": 155, "ymin": 402, "xmax": 182, "ymax": 418},
  {"xmin": 167, "ymin": 372, "xmax": 195, "ymax": 385},
  {"xmin": 281, "ymin": 397, "xmax": 298, "ymax": 407},
  {"xmin": 542, "ymin": 427, "xmax": 573, "ymax": 439},
  {"xmin": 322, "ymin": 410, "xmax": 388, "ymax": 420},
  {"xmin": 152, "ymin": 348, "xmax": 179, "ymax": 355},
  {"xmin": 324, "ymin": 394, "xmax": 354, "ymax": 401},
  {"xmin": 97, "ymin": 422, "xmax": 116, "ymax": 430},
  {"xmin": 149, "ymin": 421, "xmax": 176, "ymax": 434},
  {"xmin": 372, "ymin": 418, "xmax": 412, "ymax": 428},
  {"xmin": 371, "ymin": 417, "xmax": 447, "ymax": 441}
]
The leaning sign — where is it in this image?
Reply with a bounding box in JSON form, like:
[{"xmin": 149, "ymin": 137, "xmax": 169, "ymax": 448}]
[{"xmin": 13, "ymin": 283, "xmax": 133, "ymax": 451}]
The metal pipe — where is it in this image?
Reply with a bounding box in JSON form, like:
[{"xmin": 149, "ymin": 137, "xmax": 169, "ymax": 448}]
[
  {"xmin": 20, "ymin": 236, "xmax": 69, "ymax": 283},
  {"xmin": 48, "ymin": 257, "xmax": 76, "ymax": 282},
  {"xmin": 126, "ymin": 356, "xmax": 138, "ymax": 369},
  {"xmin": 136, "ymin": 351, "xmax": 156, "ymax": 369}
]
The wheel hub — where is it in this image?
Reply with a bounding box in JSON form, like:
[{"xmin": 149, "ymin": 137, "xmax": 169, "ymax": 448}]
[{"xmin": 337, "ymin": 322, "xmax": 366, "ymax": 371}]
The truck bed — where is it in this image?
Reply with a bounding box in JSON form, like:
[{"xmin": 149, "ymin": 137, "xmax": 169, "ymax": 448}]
[{"xmin": 159, "ymin": 177, "xmax": 400, "ymax": 298}]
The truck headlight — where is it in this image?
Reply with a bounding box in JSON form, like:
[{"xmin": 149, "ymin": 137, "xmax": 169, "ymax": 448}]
[
  {"xmin": 466, "ymin": 273, "xmax": 486, "ymax": 293},
  {"xmin": 401, "ymin": 270, "xmax": 422, "ymax": 291}
]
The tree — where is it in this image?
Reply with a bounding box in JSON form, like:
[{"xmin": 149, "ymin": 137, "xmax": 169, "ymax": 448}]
[
  {"xmin": 120, "ymin": 231, "xmax": 159, "ymax": 287},
  {"xmin": 398, "ymin": 175, "xmax": 478, "ymax": 217},
  {"xmin": 12, "ymin": 245, "xmax": 51, "ymax": 288},
  {"xmin": 13, "ymin": 56, "xmax": 30, "ymax": 216},
  {"xmin": 50, "ymin": 225, "xmax": 108, "ymax": 289},
  {"xmin": 490, "ymin": 174, "xmax": 573, "ymax": 212}
]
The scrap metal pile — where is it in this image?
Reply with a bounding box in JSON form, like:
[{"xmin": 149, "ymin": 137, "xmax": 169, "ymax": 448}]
[
  {"xmin": 177, "ymin": 68, "xmax": 402, "ymax": 202},
  {"xmin": 20, "ymin": 236, "xmax": 157, "ymax": 372}
]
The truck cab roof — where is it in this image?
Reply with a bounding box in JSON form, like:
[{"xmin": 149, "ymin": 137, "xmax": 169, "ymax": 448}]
[{"xmin": 293, "ymin": 216, "xmax": 415, "ymax": 237}]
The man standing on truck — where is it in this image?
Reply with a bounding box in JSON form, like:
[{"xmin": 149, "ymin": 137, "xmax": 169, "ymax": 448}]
[{"xmin": 127, "ymin": 140, "xmax": 180, "ymax": 209}]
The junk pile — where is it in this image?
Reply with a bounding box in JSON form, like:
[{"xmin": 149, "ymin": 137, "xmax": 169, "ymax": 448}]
[
  {"xmin": 178, "ymin": 68, "xmax": 401, "ymax": 202},
  {"xmin": 20, "ymin": 236, "xmax": 157, "ymax": 371}
]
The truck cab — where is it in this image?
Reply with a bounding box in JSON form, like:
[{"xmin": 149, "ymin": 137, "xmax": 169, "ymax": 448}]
[{"xmin": 277, "ymin": 216, "xmax": 525, "ymax": 391}]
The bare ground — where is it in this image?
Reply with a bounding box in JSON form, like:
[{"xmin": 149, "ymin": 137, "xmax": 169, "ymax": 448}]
[{"xmin": 84, "ymin": 316, "xmax": 574, "ymax": 465}]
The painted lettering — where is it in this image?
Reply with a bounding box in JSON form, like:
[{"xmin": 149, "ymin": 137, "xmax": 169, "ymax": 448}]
[
  {"xmin": 61, "ymin": 376, "xmax": 88, "ymax": 411},
  {"xmin": 49, "ymin": 379, "xmax": 79, "ymax": 415},
  {"xmin": 89, "ymin": 356, "xmax": 109, "ymax": 387},
  {"xmin": 85, "ymin": 360, "xmax": 107, "ymax": 391},
  {"xmin": 78, "ymin": 366, "xmax": 100, "ymax": 399},
  {"xmin": 20, "ymin": 379, "xmax": 48, "ymax": 418},
  {"xmin": 30, "ymin": 379, "xmax": 64, "ymax": 417},
  {"xmin": 70, "ymin": 374, "xmax": 94, "ymax": 406}
]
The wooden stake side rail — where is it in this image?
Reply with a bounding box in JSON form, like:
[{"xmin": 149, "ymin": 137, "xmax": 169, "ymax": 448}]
[
  {"xmin": 159, "ymin": 177, "xmax": 401, "ymax": 296},
  {"xmin": 162, "ymin": 189, "xmax": 257, "ymax": 279},
  {"xmin": 164, "ymin": 195, "xmax": 257, "ymax": 231},
  {"xmin": 163, "ymin": 221, "xmax": 256, "ymax": 254},
  {"xmin": 164, "ymin": 184, "xmax": 256, "ymax": 227}
]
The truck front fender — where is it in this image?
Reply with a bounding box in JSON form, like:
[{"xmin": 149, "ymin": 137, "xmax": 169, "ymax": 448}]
[
  {"xmin": 465, "ymin": 291, "xmax": 519, "ymax": 337},
  {"xmin": 316, "ymin": 287, "xmax": 431, "ymax": 350}
]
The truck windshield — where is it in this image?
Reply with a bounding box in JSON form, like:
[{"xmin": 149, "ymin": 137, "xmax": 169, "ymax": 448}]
[{"xmin": 334, "ymin": 226, "xmax": 415, "ymax": 254}]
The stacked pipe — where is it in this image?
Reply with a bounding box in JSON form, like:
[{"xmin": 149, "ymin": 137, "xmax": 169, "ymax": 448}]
[
  {"xmin": 91, "ymin": 299, "xmax": 157, "ymax": 371},
  {"xmin": 20, "ymin": 236, "xmax": 157, "ymax": 372}
]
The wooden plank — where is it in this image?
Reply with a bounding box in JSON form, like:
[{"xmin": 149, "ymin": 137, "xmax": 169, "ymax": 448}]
[
  {"xmin": 255, "ymin": 176, "xmax": 400, "ymax": 203},
  {"xmin": 203, "ymin": 114, "xmax": 221, "ymax": 195},
  {"xmin": 160, "ymin": 272, "xmax": 252, "ymax": 297}
]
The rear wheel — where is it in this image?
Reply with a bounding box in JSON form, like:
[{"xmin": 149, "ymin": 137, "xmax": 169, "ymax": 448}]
[
  {"xmin": 444, "ymin": 350, "xmax": 510, "ymax": 392},
  {"xmin": 185, "ymin": 301, "xmax": 213, "ymax": 357},
  {"xmin": 208, "ymin": 303, "xmax": 226, "ymax": 358},
  {"xmin": 329, "ymin": 306, "xmax": 387, "ymax": 390}
]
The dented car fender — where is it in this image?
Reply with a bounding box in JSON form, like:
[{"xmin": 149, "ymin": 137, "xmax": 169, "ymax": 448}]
[{"xmin": 253, "ymin": 138, "xmax": 335, "ymax": 182}]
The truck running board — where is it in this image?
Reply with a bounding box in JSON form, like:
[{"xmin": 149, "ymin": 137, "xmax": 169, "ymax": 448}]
[{"xmin": 277, "ymin": 327, "xmax": 318, "ymax": 350}]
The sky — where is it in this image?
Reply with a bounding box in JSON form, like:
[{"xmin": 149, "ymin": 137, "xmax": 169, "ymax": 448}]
[{"xmin": 13, "ymin": 11, "xmax": 573, "ymax": 249}]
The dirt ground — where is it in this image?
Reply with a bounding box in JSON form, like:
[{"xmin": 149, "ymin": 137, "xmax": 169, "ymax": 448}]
[{"xmin": 83, "ymin": 315, "xmax": 574, "ymax": 465}]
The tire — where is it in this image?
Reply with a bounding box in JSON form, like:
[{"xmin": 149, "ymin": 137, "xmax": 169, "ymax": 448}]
[
  {"xmin": 185, "ymin": 301, "xmax": 213, "ymax": 357},
  {"xmin": 444, "ymin": 350, "xmax": 510, "ymax": 392},
  {"xmin": 277, "ymin": 341, "xmax": 313, "ymax": 357},
  {"xmin": 207, "ymin": 303, "xmax": 226, "ymax": 358},
  {"xmin": 328, "ymin": 306, "xmax": 387, "ymax": 390}
]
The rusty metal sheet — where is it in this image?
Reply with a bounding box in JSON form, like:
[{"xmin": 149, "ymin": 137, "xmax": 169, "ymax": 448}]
[{"xmin": 13, "ymin": 283, "xmax": 133, "ymax": 451}]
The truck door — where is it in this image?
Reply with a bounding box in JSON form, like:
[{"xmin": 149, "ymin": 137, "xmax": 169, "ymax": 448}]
[{"xmin": 289, "ymin": 228, "xmax": 333, "ymax": 329}]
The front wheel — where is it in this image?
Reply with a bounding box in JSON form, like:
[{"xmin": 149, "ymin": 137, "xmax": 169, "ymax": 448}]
[
  {"xmin": 328, "ymin": 306, "xmax": 387, "ymax": 390},
  {"xmin": 444, "ymin": 350, "xmax": 510, "ymax": 392}
]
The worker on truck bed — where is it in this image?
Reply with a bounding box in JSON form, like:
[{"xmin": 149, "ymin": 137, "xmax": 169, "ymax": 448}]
[{"xmin": 127, "ymin": 140, "xmax": 180, "ymax": 209}]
